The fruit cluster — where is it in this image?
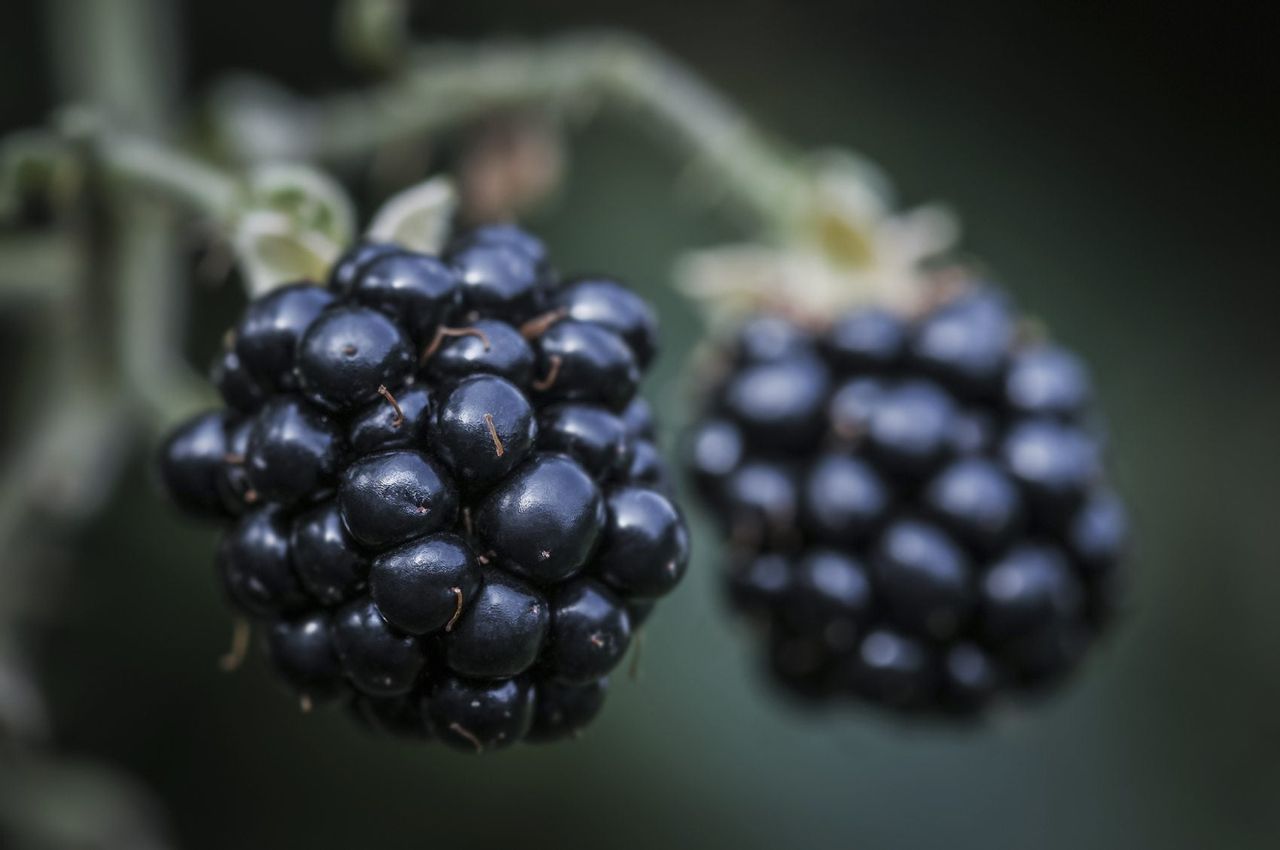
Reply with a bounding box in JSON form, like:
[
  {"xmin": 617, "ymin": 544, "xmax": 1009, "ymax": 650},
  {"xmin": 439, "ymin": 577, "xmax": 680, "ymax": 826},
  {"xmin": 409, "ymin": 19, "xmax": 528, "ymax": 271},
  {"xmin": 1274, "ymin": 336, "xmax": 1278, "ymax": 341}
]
[
  {"xmin": 159, "ymin": 225, "xmax": 689, "ymax": 750},
  {"xmin": 687, "ymin": 286, "xmax": 1127, "ymax": 716}
]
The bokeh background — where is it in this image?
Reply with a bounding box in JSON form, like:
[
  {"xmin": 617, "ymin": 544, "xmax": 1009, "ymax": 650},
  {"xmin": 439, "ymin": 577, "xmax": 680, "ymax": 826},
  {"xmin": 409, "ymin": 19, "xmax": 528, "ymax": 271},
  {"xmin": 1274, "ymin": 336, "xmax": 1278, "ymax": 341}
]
[{"xmin": 2, "ymin": 1, "xmax": 1278, "ymax": 848}]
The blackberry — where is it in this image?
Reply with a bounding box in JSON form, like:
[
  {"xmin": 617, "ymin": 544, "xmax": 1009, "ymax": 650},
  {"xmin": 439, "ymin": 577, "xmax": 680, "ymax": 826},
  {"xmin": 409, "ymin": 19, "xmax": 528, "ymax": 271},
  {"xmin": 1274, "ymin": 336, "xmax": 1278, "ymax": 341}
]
[
  {"xmin": 337, "ymin": 450, "xmax": 458, "ymax": 548},
  {"xmin": 527, "ymin": 678, "xmax": 608, "ymax": 743},
  {"xmin": 244, "ymin": 397, "xmax": 341, "ymax": 506},
  {"xmin": 593, "ymin": 486, "xmax": 690, "ymax": 599},
  {"xmin": 210, "ymin": 346, "xmax": 266, "ymax": 414},
  {"xmin": 554, "ymin": 278, "xmax": 659, "ymax": 369},
  {"xmin": 346, "ymin": 385, "xmax": 434, "ymax": 455},
  {"xmin": 216, "ymin": 418, "xmax": 256, "ymax": 515},
  {"xmin": 295, "ymin": 306, "xmax": 415, "ymax": 412},
  {"xmin": 620, "ymin": 396, "xmax": 656, "ymax": 440},
  {"xmin": 474, "ymin": 454, "xmax": 606, "ymax": 585},
  {"xmin": 532, "ymin": 320, "xmax": 641, "ymax": 410},
  {"xmin": 158, "ymin": 410, "xmax": 233, "ymax": 519},
  {"xmin": 218, "ymin": 506, "xmax": 310, "ymax": 618},
  {"xmin": 447, "ymin": 232, "xmax": 549, "ymax": 320},
  {"xmin": 421, "ymin": 319, "xmax": 534, "ymax": 388},
  {"xmin": 688, "ymin": 283, "xmax": 1128, "ymax": 718},
  {"xmin": 369, "ymin": 533, "xmax": 480, "ymax": 635},
  {"xmin": 289, "ymin": 502, "xmax": 368, "ymax": 606},
  {"xmin": 443, "ymin": 567, "xmax": 550, "ymax": 679},
  {"xmin": 158, "ymin": 224, "xmax": 688, "ymax": 749},
  {"xmin": 427, "ymin": 675, "xmax": 535, "ymax": 753},
  {"xmin": 541, "ymin": 579, "xmax": 633, "ymax": 684},
  {"xmin": 350, "ymin": 251, "xmax": 461, "ymax": 344},
  {"xmin": 432, "ymin": 375, "xmax": 537, "ymax": 491},
  {"xmin": 536, "ymin": 403, "xmax": 633, "ymax": 482},
  {"xmin": 330, "ymin": 598, "xmax": 427, "ymax": 697},
  {"xmin": 265, "ymin": 614, "xmax": 344, "ymax": 705},
  {"xmin": 328, "ymin": 241, "xmax": 402, "ymax": 298},
  {"xmin": 232, "ymin": 283, "xmax": 335, "ymax": 393},
  {"xmin": 720, "ymin": 354, "xmax": 830, "ymax": 450}
]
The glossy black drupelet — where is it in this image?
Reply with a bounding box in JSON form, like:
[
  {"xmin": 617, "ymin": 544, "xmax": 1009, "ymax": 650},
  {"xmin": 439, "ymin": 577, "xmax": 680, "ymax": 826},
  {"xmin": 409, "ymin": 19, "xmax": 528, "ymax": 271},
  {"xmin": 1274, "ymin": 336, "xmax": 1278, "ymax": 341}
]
[
  {"xmin": 157, "ymin": 226, "xmax": 688, "ymax": 750},
  {"xmin": 688, "ymin": 285, "xmax": 1128, "ymax": 718}
]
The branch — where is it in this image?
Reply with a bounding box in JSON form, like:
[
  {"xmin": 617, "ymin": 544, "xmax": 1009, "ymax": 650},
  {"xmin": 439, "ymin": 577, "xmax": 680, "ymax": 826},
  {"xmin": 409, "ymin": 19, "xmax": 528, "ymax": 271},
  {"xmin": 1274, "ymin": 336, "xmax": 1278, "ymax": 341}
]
[
  {"xmin": 0, "ymin": 232, "xmax": 80, "ymax": 303},
  {"xmin": 212, "ymin": 32, "xmax": 822, "ymax": 235},
  {"xmin": 73, "ymin": 119, "xmax": 241, "ymax": 221}
]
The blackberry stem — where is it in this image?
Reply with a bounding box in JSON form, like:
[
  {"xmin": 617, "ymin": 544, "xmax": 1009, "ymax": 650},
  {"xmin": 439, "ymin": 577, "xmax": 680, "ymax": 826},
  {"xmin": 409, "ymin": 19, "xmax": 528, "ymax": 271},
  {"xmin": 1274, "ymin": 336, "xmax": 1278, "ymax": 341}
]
[
  {"xmin": 518, "ymin": 307, "xmax": 568, "ymax": 340},
  {"xmin": 483, "ymin": 413, "xmax": 505, "ymax": 457},
  {"xmin": 419, "ymin": 325, "xmax": 491, "ymax": 365},
  {"xmin": 531, "ymin": 355, "xmax": 562, "ymax": 391},
  {"xmin": 448, "ymin": 722, "xmax": 484, "ymax": 753},
  {"xmin": 377, "ymin": 384, "xmax": 405, "ymax": 427},
  {"xmin": 445, "ymin": 587, "xmax": 465, "ymax": 632},
  {"xmin": 212, "ymin": 32, "xmax": 825, "ymax": 237},
  {"xmin": 218, "ymin": 617, "xmax": 251, "ymax": 672}
]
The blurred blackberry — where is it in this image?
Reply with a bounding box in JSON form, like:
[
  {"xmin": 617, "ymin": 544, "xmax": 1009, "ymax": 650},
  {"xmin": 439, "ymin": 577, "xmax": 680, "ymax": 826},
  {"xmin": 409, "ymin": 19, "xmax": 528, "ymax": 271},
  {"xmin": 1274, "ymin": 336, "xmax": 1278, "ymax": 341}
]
[
  {"xmin": 688, "ymin": 285, "xmax": 1128, "ymax": 718},
  {"xmin": 158, "ymin": 224, "xmax": 688, "ymax": 751}
]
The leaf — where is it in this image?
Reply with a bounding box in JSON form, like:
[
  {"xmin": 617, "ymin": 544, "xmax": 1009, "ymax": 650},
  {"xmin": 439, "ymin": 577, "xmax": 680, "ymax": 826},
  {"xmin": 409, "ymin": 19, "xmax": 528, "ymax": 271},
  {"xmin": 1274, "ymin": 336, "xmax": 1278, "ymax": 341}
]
[
  {"xmin": 233, "ymin": 210, "xmax": 340, "ymax": 297},
  {"xmin": 367, "ymin": 175, "xmax": 457, "ymax": 254},
  {"xmin": 231, "ymin": 164, "xmax": 355, "ymax": 296},
  {"xmin": 246, "ymin": 162, "xmax": 356, "ymax": 247}
]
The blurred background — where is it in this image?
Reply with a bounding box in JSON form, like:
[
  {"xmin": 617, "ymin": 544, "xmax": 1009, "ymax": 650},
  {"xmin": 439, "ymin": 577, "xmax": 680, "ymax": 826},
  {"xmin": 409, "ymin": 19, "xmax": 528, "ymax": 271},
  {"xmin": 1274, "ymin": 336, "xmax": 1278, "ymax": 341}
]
[{"xmin": 2, "ymin": 1, "xmax": 1278, "ymax": 848}]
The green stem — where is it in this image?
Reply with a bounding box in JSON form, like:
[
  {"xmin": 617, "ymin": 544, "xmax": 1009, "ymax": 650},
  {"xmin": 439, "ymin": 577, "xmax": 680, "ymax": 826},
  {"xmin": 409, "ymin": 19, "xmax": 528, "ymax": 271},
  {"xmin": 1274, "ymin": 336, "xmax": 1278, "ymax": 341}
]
[
  {"xmin": 215, "ymin": 31, "xmax": 819, "ymax": 236},
  {"xmin": 0, "ymin": 232, "xmax": 80, "ymax": 302},
  {"xmin": 0, "ymin": 0, "xmax": 207, "ymax": 566},
  {"xmin": 86, "ymin": 127, "xmax": 241, "ymax": 220},
  {"xmin": 48, "ymin": 0, "xmax": 223, "ymax": 428}
]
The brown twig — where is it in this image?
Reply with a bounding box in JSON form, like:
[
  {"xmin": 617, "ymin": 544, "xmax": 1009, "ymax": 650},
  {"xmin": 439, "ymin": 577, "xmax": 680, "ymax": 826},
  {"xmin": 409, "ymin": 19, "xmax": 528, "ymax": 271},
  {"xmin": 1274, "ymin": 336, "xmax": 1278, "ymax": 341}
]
[
  {"xmin": 445, "ymin": 587, "xmax": 465, "ymax": 632},
  {"xmin": 483, "ymin": 412, "xmax": 505, "ymax": 456},
  {"xmin": 531, "ymin": 354, "xmax": 562, "ymax": 391},
  {"xmin": 218, "ymin": 617, "xmax": 251, "ymax": 672},
  {"xmin": 377, "ymin": 384, "xmax": 404, "ymax": 427},
  {"xmin": 419, "ymin": 325, "xmax": 491, "ymax": 365},
  {"xmin": 518, "ymin": 307, "xmax": 567, "ymax": 340},
  {"xmin": 449, "ymin": 722, "xmax": 484, "ymax": 753}
]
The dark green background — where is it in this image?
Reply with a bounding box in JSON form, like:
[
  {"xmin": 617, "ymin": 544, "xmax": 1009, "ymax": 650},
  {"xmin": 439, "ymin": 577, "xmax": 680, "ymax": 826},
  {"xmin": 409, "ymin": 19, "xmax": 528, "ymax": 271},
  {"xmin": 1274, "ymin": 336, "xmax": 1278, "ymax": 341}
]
[{"xmin": 4, "ymin": 1, "xmax": 1278, "ymax": 848}]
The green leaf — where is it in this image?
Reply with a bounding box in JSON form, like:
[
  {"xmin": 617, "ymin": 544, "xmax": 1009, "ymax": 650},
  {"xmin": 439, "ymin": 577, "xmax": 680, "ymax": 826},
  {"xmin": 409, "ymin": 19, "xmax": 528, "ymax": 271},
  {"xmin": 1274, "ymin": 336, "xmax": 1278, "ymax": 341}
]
[
  {"xmin": 367, "ymin": 175, "xmax": 457, "ymax": 254},
  {"xmin": 233, "ymin": 211, "xmax": 339, "ymax": 297},
  {"xmin": 231, "ymin": 164, "xmax": 355, "ymax": 296},
  {"xmin": 245, "ymin": 162, "xmax": 356, "ymax": 247}
]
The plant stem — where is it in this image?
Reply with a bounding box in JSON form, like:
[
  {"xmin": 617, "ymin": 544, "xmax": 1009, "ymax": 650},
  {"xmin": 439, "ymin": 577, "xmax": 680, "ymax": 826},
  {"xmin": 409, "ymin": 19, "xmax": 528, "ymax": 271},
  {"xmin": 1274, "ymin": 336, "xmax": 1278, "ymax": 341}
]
[
  {"xmin": 215, "ymin": 31, "xmax": 820, "ymax": 236},
  {"xmin": 0, "ymin": 232, "xmax": 80, "ymax": 302},
  {"xmin": 0, "ymin": 0, "xmax": 206, "ymax": 574},
  {"xmin": 83, "ymin": 127, "xmax": 241, "ymax": 221},
  {"xmin": 49, "ymin": 0, "xmax": 218, "ymax": 428}
]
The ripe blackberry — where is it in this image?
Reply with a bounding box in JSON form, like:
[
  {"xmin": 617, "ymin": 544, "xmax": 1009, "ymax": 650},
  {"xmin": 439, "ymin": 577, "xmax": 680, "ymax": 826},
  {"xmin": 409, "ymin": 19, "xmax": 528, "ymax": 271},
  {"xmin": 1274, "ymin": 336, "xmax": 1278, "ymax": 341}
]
[
  {"xmin": 158, "ymin": 226, "xmax": 688, "ymax": 750},
  {"xmin": 688, "ymin": 283, "xmax": 1128, "ymax": 718}
]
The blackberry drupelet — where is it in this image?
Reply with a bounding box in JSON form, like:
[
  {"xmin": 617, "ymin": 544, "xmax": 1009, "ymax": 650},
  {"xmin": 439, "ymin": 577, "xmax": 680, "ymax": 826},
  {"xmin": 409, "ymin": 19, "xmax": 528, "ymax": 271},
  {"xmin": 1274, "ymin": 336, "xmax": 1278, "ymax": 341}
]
[
  {"xmin": 688, "ymin": 283, "xmax": 1128, "ymax": 718},
  {"xmin": 158, "ymin": 225, "xmax": 688, "ymax": 750}
]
